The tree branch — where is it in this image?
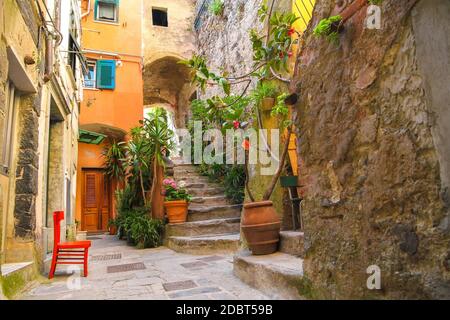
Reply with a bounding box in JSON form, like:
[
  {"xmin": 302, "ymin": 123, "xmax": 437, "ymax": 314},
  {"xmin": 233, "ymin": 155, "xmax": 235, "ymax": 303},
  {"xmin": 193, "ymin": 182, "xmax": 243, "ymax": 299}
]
[
  {"xmin": 226, "ymin": 79, "xmax": 252, "ymax": 108},
  {"xmin": 270, "ymin": 66, "xmax": 290, "ymax": 83}
]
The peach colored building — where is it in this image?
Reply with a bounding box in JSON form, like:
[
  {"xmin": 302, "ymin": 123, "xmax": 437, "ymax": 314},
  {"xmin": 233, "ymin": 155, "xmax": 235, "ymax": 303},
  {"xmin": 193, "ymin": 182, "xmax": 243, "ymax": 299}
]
[{"xmin": 76, "ymin": 0, "xmax": 143, "ymax": 232}]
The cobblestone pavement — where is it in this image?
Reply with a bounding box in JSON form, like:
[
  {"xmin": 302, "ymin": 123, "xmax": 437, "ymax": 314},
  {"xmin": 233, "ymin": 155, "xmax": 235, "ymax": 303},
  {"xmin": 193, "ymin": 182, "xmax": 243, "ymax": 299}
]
[{"xmin": 22, "ymin": 235, "xmax": 269, "ymax": 300}]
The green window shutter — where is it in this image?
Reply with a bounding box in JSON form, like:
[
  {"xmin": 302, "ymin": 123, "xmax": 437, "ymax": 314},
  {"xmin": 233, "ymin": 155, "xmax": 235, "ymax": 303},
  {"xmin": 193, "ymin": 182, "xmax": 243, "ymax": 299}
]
[
  {"xmin": 95, "ymin": 0, "xmax": 119, "ymax": 20},
  {"xmin": 96, "ymin": 60, "xmax": 116, "ymax": 89}
]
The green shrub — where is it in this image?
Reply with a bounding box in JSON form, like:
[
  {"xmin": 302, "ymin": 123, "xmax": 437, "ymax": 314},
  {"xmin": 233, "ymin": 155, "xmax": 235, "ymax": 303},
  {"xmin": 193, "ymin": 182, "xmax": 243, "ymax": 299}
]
[
  {"xmin": 115, "ymin": 208, "xmax": 163, "ymax": 249},
  {"xmin": 115, "ymin": 185, "xmax": 136, "ymax": 215},
  {"xmin": 116, "ymin": 208, "xmax": 148, "ymax": 239},
  {"xmin": 224, "ymin": 165, "xmax": 246, "ymax": 204},
  {"xmin": 130, "ymin": 215, "xmax": 164, "ymax": 249},
  {"xmin": 313, "ymin": 15, "xmax": 342, "ymax": 44},
  {"xmin": 209, "ymin": 0, "xmax": 224, "ymax": 16}
]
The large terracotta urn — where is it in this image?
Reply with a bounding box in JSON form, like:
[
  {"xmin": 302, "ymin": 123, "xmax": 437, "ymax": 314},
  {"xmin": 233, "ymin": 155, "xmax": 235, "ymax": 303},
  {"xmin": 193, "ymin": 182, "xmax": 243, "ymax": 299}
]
[{"xmin": 241, "ymin": 200, "xmax": 281, "ymax": 255}]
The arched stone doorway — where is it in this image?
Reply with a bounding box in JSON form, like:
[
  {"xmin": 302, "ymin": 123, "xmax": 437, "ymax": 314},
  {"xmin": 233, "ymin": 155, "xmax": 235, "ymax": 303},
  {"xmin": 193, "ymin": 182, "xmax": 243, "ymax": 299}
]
[{"xmin": 143, "ymin": 55, "xmax": 196, "ymax": 129}]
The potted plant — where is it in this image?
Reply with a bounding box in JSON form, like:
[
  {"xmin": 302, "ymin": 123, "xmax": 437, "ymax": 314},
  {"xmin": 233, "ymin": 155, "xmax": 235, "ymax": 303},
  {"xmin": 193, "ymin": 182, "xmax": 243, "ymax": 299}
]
[
  {"xmin": 163, "ymin": 178, "xmax": 192, "ymax": 224},
  {"xmin": 108, "ymin": 219, "xmax": 118, "ymax": 235},
  {"xmin": 251, "ymin": 82, "xmax": 279, "ymax": 111},
  {"xmin": 180, "ymin": 5, "xmax": 301, "ymax": 255}
]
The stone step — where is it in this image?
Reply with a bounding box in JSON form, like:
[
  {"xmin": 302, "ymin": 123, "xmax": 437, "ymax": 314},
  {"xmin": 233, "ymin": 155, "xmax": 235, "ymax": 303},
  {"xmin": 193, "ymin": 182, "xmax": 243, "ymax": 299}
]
[
  {"xmin": 187, "ymin": 187, "xmax": 225, "ymax": 197},
  {"xmin": 279, "ymin": 231, "xmax": 305, "ymax": 257},
  {"xmin": 233, "ymin": 250, "xmax": 305, "ymax": 300},
  {"xmin": 191, "ymin": 195, "xmax": 230, "ymax": 206},
  {"xmin": 188, "ymin": 204, "xmax": 242, "ymax": 222},
  {"xmin": 1, "ymin": 261, "xmax": 36, "ymax": 299},
  {"xmin": 175, "ymin": 175, "xmax": 210, "ymax": 183},
  {"xmin": 167, "ymin": 233, "xmax": 240, "ymax": 254},
  {"xmin": 174, "ymin": 166, "xmax": 199, "ymax": 174},
  {"xmin": 166, "ymin": 218, "xmax": 241, "ymax": 237}
]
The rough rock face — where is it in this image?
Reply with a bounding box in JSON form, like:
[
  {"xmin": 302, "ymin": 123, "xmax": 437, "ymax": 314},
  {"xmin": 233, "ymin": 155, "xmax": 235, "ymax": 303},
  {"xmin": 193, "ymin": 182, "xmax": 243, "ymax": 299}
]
[
  {"xmin": 296, "ymin": 0, "xmax": 450, "ymax": 299},
  {"xmin": 196, "ymin": 0, "xmax": 263, "ymax": 97}
]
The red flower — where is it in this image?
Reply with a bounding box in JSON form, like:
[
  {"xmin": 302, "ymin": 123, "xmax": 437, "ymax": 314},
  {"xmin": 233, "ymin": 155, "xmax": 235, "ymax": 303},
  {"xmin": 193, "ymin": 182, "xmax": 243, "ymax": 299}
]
[
  {"xmin": 287, "ymin": 27, "xmax": 295, "ymax": 36},
  {"xmin": 242, "ymin": 139, "xmax": 250, "ymax": 151},
  {"xmin": 279, "ymin": 52, "xmax": 285, "ymax": 59},
  {"xmin": 288, "ymin": 51, "xmax": 293, "ymax": 58},
  {"xmin": 233, "ymin": 120, "xmax": 240, "ymax": 129}
]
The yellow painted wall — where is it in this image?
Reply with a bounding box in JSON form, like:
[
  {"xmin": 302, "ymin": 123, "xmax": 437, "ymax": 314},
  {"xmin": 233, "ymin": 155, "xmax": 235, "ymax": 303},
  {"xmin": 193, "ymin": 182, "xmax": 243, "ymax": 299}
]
[
  {"xmin": 287, "ymin": 0, "xmax": 316, "ymax": 177},
  {"xmin": 292, "ymin": 0, "xmax": 316, "ymax": 32}
]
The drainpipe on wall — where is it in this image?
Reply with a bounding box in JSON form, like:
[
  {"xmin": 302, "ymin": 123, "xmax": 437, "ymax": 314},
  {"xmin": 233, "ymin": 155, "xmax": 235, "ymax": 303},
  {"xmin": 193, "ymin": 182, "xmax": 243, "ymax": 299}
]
[{"xmin": 43, "ymin": 36, "xmax": 54, "ymax": 83}]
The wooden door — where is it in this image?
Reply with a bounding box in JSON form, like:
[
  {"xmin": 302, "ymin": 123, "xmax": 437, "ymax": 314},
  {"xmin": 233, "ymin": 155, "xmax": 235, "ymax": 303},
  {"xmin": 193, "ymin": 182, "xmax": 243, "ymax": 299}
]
[{"xmin": 82, "ymin": 170, "xmax": 110, "ymax": 232}]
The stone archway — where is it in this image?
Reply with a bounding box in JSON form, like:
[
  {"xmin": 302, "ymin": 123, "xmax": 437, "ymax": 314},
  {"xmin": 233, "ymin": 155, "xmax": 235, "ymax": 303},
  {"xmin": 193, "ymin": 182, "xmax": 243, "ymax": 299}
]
[{"xmin": 143, "ymin": 55, "xmax": 196, "ymax": 128}]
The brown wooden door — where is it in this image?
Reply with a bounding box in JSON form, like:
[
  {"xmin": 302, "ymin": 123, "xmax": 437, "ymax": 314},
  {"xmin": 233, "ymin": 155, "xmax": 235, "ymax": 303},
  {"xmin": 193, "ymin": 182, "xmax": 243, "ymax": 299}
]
[{"xmin": 82, "ymin": 170, "xmax": 110, "ymax": 232}]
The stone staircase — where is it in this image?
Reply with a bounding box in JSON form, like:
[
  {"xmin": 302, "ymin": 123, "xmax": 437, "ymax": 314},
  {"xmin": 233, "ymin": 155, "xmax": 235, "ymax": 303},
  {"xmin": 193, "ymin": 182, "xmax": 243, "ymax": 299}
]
[
  {"xmin": 165, "ymin": 159, "xmax": 308, "ymax": 299},
  {"xmin": 165, "ymin": 162, "xmax": 242, "ymax": 254}
]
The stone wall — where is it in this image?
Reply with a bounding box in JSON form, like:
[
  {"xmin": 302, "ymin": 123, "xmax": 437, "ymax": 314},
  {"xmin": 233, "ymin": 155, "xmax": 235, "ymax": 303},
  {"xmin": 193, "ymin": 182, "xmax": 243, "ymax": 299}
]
[
  {"xmin": 0, "ymin": 0, "xmax": 42, "ymax": 263},
  {"xmin": 142, "ymin": 0, "xmax": 197, "ymax": 128},
  {"xmin": 14, "ymin": 94, "xmax": 41, "ymax": 239},
  {"xmin": 143, "ymin": 0, "xmax": 196, "ymax": 64},
  {"xmin": 295, "ymin": 0, "xmax": 450, "ymax": 299}
]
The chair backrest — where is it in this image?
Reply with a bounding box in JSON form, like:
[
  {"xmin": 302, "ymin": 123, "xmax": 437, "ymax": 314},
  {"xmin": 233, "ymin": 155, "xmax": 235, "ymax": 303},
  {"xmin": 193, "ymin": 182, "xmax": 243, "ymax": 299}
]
[{"xmin": 53, "ymin": 211, "xmax": 65, "ymax": 246}]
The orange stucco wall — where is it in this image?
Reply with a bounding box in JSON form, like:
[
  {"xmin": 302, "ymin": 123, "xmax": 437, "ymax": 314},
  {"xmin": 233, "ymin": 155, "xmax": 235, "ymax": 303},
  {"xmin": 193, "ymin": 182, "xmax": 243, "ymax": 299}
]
[{"xmin": 76, "ymin": 0, "xmax": 143, "ymax": 228}]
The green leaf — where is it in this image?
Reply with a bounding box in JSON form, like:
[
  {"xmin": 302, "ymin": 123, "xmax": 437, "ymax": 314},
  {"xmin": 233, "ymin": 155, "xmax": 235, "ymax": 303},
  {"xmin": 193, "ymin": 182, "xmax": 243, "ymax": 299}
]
[{"xmin": 219, "ymin": 78, "xmax": 231, "ymax": 95}]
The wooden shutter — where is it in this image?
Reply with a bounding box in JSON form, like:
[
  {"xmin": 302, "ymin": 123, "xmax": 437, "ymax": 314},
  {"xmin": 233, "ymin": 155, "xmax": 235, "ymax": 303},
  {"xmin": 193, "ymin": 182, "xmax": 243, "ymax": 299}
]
[
  {"xmin": 83, "ymin": 172, "xmax": 100, "ymax": 231},
  {"xmin": 96, "ymin": 60, "xmax": 116, "ymax": 89}
]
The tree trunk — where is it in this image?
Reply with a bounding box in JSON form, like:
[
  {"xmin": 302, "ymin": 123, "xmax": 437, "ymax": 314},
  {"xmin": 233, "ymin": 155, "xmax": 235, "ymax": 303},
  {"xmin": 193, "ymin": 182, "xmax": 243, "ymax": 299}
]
[
  {"xmin": 262, "ymin": 125, "xmax": 293, "ymax": 201},
  {"xmin": 244, "ymin": 150, "xmax": 256, "ymax": 202}
]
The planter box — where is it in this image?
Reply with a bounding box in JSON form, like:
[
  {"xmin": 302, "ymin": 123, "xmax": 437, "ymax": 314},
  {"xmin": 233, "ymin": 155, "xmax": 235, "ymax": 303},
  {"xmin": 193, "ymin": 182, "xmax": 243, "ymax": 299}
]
[{"xmin": 76, "ymin": 231, "xmax": 87, "ymax": 241}]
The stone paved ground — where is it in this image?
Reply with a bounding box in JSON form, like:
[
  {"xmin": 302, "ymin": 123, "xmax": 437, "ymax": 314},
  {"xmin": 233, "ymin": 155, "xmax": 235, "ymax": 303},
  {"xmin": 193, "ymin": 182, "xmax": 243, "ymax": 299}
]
[{"xmin": 21, "ymin": 235, "xmax": 269, "ymax": 300}]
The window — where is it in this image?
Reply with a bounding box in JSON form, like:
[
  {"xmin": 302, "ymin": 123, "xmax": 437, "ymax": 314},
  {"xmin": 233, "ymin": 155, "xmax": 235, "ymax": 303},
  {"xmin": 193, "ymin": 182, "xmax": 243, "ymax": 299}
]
[
  {"xmin": 84, "ymin": 61, "xmax": 96, "ymax": 88},
  {"xmin": 95, "ymin": 0, "xmax": 119, "ymax": 23},
  {"xmin": 152, "ymin": 8, "xmax": 168, "ymax": 27},
  {"xmin": 1, "ymin": 81, "xmax": 19, "ymax": 175},
  {"xmin": 83, "ymin": 60, "xmax": 116, "ymax": 90},
  {"xmin": 96, "ymin": 60, "xmax": 116, "ymax": 90}
]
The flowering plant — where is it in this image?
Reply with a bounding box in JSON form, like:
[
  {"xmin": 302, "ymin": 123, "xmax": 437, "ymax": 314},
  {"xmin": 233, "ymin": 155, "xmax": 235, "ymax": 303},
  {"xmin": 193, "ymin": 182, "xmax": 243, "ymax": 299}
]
[{"xmin": 162, "ymin": 178, "xmax": 192, "ymax": 202}]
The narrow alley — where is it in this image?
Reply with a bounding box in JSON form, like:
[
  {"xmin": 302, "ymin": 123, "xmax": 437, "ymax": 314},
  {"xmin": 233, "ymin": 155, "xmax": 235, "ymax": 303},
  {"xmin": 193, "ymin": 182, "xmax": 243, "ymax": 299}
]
[
  {"xmin": 1, "ymin": 0, "xmax": 450, "ymax": 304},
  {"xmin": 23, "ymin": 235, "xmax": 269, "ymax": 300}
]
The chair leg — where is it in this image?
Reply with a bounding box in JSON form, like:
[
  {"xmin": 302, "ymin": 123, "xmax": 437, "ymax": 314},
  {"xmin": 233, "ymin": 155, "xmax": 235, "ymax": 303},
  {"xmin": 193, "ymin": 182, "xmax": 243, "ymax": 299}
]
[
  {"xmin": 83, "ymin": 248, "xmax": 89, "ymax": 277},
  {"xmin": 49, "ymin": 248, "xmax": 58, "ymax": 279}
]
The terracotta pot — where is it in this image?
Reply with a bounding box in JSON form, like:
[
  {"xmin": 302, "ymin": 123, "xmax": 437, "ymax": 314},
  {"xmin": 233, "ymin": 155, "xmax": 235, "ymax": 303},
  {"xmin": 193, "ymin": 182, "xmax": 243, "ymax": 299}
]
[
  {"xmin": 109, "ymin": 225, "xmax": 117, "ymax": 235},
  {"xmin": 261, "ymin": 97, "xmax": 275, "ymax": 111},
  {"xmin": 241, "ymin": 201, "xmax": 281, "ymax": 255},
  {"xmin": 164, "ymin": 200, "xmax": 188, "ymax": 224}
]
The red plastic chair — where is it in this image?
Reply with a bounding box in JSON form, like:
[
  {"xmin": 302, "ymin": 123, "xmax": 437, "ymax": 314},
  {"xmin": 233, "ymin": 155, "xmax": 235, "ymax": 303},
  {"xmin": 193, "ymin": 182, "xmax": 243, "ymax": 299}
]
[{"xmin": 49, "ymin": 211, "xmax": 91, "ymax": 279}]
